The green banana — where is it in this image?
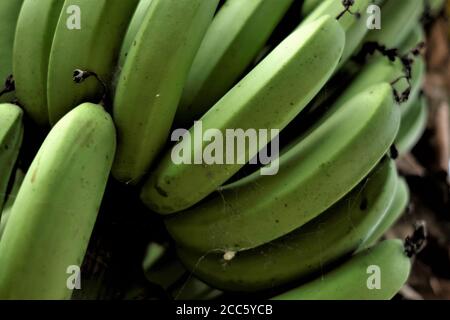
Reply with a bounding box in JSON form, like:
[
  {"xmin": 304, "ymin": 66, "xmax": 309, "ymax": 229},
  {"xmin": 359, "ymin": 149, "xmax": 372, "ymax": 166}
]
[
  {"xmin": 427, "ymin": 0, "xmax": 446, "ymax": 16},
  {"xmin": 303, "ymin": 0, "xmax": 380, "ymax": 67},
  {"xmin": 117, "ymin": 0, "xmax": 153, "ymax": 69},
  {"xmin": 272, "ymin": 239, "xmax": 411, "ymax": 300},
  {"xmin": 0, "ymin": 0, "xmax": 24, "ymax": 103},
  {"xmin": 174, "ymin": 0, "xmax": 294, "ymax": 126},
  {"xmin": 141, "ymin": 15, "xmax": 345, "ymax": 214},
  {"xmin": 400, "ymin": 26, "xmax": 425, "ymax": 55},
  {"xmin": 359, "ymin": 178, "xmax": 409, "ymax": 250},
  {"xmin": 171, "ymin": 276, "xmax": 223, "ymax": 301},
  {"xmin": 0, "ymin": 103, "xmax": 24, "ymax": 214},
  {"xmin": 177, "ymin": 158, "xmax": 398, "ymax": 292},
  {"xmin": 0, "ymin": 103, "xmax": 116, "ymax": 299},
  {"xmin": 164, "ymin": 83, "xmax": 400, "ymax": 254},
  {"xmin": 332, "ymin": 54, "xmax": 424, "ymax": 115},
  {"xmin": 47, "ymin": 0, "xmax": 139, "ymax": 125},
  {"xmin": 363, "ymin": 0, "xmax": 424, "ymax": 48},
  {"xmin": 112, "ymin": 0, "xmax": 220, "ymax": 185},
  {"xmin": 396, "ymin": 96, "xmax": 428, "ymax": 154},
  {"xmin": 301, "ymin": 0, "xmax": 322, "ymax": 17},
  {"xmin": 13, "ymin": 0, "xmax": 65, "ymax": 127},
  {"xmin": 0, "ymin": 168, "xmax": 25, "ymax": 240}
]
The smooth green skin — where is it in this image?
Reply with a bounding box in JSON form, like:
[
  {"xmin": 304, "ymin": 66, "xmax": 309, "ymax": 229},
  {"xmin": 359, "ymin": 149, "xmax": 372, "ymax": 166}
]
[
  {"xmin": 165, "ymin": 83, "xmax": 400, "ymax": 254},
  {"xmin": 0, "ymin": 168, "xmax": 25, "ymax": 240},
  {"xmin": 47, "ymin": 0, "xmax": 139, "ymax": 125},
  {"xmin": 175, "ymin": 0, "xmax": 294, "ymax": 127},
  {"xmin": 13, "ymin": 0, "xmax": 65, "ymax": 127},
  {"xmin": 117, "ymin": 0, "xmax": 153, "ymax": 69},
  {"xmin": 336, "ymin": 57, "xmax": 404, "ymax": 106},
  {"xmin": 0, "ymin": 104, "xmax": 23, "ymax": 214},
  {"xmin": 301, "ymin": 0, "xmax": 322, "ymax": 17},
  {"xmin": 363, "ymin": 0, "xmax": 424, "ymax": 48},
  {"xmin": 0, "ymin": 103, "xmax": 116, "ymax": 300},
  {"xmin": 399, "ymin": 25, "xmax": 425, "ymax": 55},
  {"xmin": 272, "ymin": 239, "xmax": 411, "ymax": 300},
  {"xmin": 0, "ymin": 0, "xmax": 24, "ymax": 103},
  {"xmin": 141, "ymin": 16, "xmax": 345, "ymax": 214},
  {"xmin": 332, "ymin": 54, "xmax": 424, "ymax": 116},
  {"xmin": 112, "ymin": 0, "xmax": 219, "ymax": 185},
  {"xmin": 177, "ymin": 158, "xmax": 397, "ymax": 292},
  {"xmin": 281, "ymin": 53, "xmax": 403, "ymax": 156},
  {"xmin": 428, "ymin": 0, "xmax": 446, "ymax": 16},
  {"xmin": 303, "ymin": 0, "xmax": 380, "ymax": 67},
  {"xmin": 359, "ymin": 178, "xmax": 409, "ymax": 251},
  {"xmin": 396, "ymin": 96, "xmax": 428, "ymax": 154}
]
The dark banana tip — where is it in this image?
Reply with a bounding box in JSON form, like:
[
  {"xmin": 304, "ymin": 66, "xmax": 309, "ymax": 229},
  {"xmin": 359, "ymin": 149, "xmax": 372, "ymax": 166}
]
[
  {"xmin": 0, "ymin": 74, "xmax": 15, "ymax": 97},
  {"xmin": 404, "ymin": 220, "xmax": 427, "ymax": 258}
]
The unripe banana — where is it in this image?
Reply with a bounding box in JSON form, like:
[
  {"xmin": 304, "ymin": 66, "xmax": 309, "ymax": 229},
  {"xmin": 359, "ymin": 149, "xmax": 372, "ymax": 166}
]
[
  {"xmin": 141, "ymin": 15, "xmax": 345, "ymax": 214},
  {"xmin": 0, "ymin": 168, "xmax": 25, "ymax": 240},
  {"xmin": 359, "ymin": 178, "xmax": 409, "ymax": 250},
  {"xmin": 13, "ymin": 0, "xmax": 65, "ymax": 127},
  {"xmin": 363, "ymin": 0, "xmax": 424, "ymax": 48},
  {"xmin": 0, "ymin": 103, "xmax": 116, "ymax": 299},
  {"xmin": 117, "ymin": 0, "xmax": 153, "ymax": 69},
  {"xmin": 427, "ymin": 0, "xmax": 446, "ymax": 16},
  {"xmin": 400, "ymin": 26, "xmax": 425, "ymax": 55},
  {"xmin": 0, "ymin": 103, "xmax": 24, "ymax": 214},
  {"xmin": 175, "ymin": 0, "xmax": 294, "ymax": 127},
  {"xmin": 0, "ymin": 0, "xmax": 24, "ymax": 103},
  {"xmin": 396, "ymin": 96, "xmax": 428, "ymax": 154},
  {"xmin": 303, "ymin": 0, "xmax": 380, "ymax": 67},
  {"xmin": 177, "ymin": 158, "xmax": 398, "ymax": 292},
  {"xmin": 112, "ymin": 0, "xmax": 220, "ymax": 185},
  {"xmin": 47, "ymin": 0, "xmax": 140, "ymax": 125},
  {"xmin": 333, "ymin": 54, "xmax": 424, "ymax": 115},
  {"xmin": 172, "ymin": 276, "xmax": 223, "ymax": 301},
  {"xmin": 165, "ymin": 83, "xmax": 400, "ymax": 254},
  {"xmin": 301, "ymin": 0, "xmax": 322, "ymax": 17},
  {"xmin": 272, "ymin": 239, "xmax": 411, "ymax": 300}
]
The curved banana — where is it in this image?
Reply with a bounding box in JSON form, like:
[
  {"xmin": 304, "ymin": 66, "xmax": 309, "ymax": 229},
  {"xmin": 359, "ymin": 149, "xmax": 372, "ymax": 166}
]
[
  {"xmin": 117, "ymin": 0, "xmax": 153, "ymax": 69},
  {"xmin": 177, "ymin": 158, "xmax": 398, "ymax": 292},
  {"xmin": 112, "ymin": 0, "xmax": 220, "ymax": 184},
  {"xmin": 0, "ymin": 0, "xmax": 24, "ymax": 103},
  {"xmin": 272, "ymin": 239, "xmax": 411, "ymax": 300},
  {"xmin": 0, "ymin": 104, "xmax": 24, "ymax": 214},
  {"xmin": 47, "ymin": 0, "xmax": 140, "ymax": 125},
  {"xmin": 303, "ymin": 0, "xmax": 379, "ymax": 67},
  {"xmin": 164, "ymin": 83, "xmax": 400, "ymax": 254},
  {"xmin": 174, "ymin": 0, "xmax": 294, "ymax": 127},
  {"xmin": 0, "ymin": 168, "xmax": 25, "ymax": 240},
  {"xmin": 363, "ymin": 0, "xmax": 424, "ymax": 48},
  {"xmin": 332, "ymin": 54, "xmax": 424, "ymax": 115},
  {"xmin": 141, "ymin": 15, "xmax": 345, "ymax": 213},
  {"xmin": 359, "ymin": 178, "xmax": 409, "ymax": 251},
  {"xmin": 13, "ymin": 0, "xmax": 65, "ymax": 127},
  {"xmin": 0, "ymin": 103, "xmax": 116, "ymax": 299},
  {"xmin": 396, "ymin": 96, "xmax": 428, "ymax": 154}
]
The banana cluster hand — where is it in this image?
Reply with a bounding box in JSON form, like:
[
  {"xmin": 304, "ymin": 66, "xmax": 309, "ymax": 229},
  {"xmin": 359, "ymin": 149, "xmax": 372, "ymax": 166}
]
[{"xmin": 0, "ymin": 0, "xmax": 438, "ymax": 300}]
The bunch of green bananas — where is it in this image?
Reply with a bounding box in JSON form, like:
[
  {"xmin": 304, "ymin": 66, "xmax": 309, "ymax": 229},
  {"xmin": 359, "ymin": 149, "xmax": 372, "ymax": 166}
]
[{"xmin": 0, "ymin": 0, "xmax": 440, "ymax": 300}]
